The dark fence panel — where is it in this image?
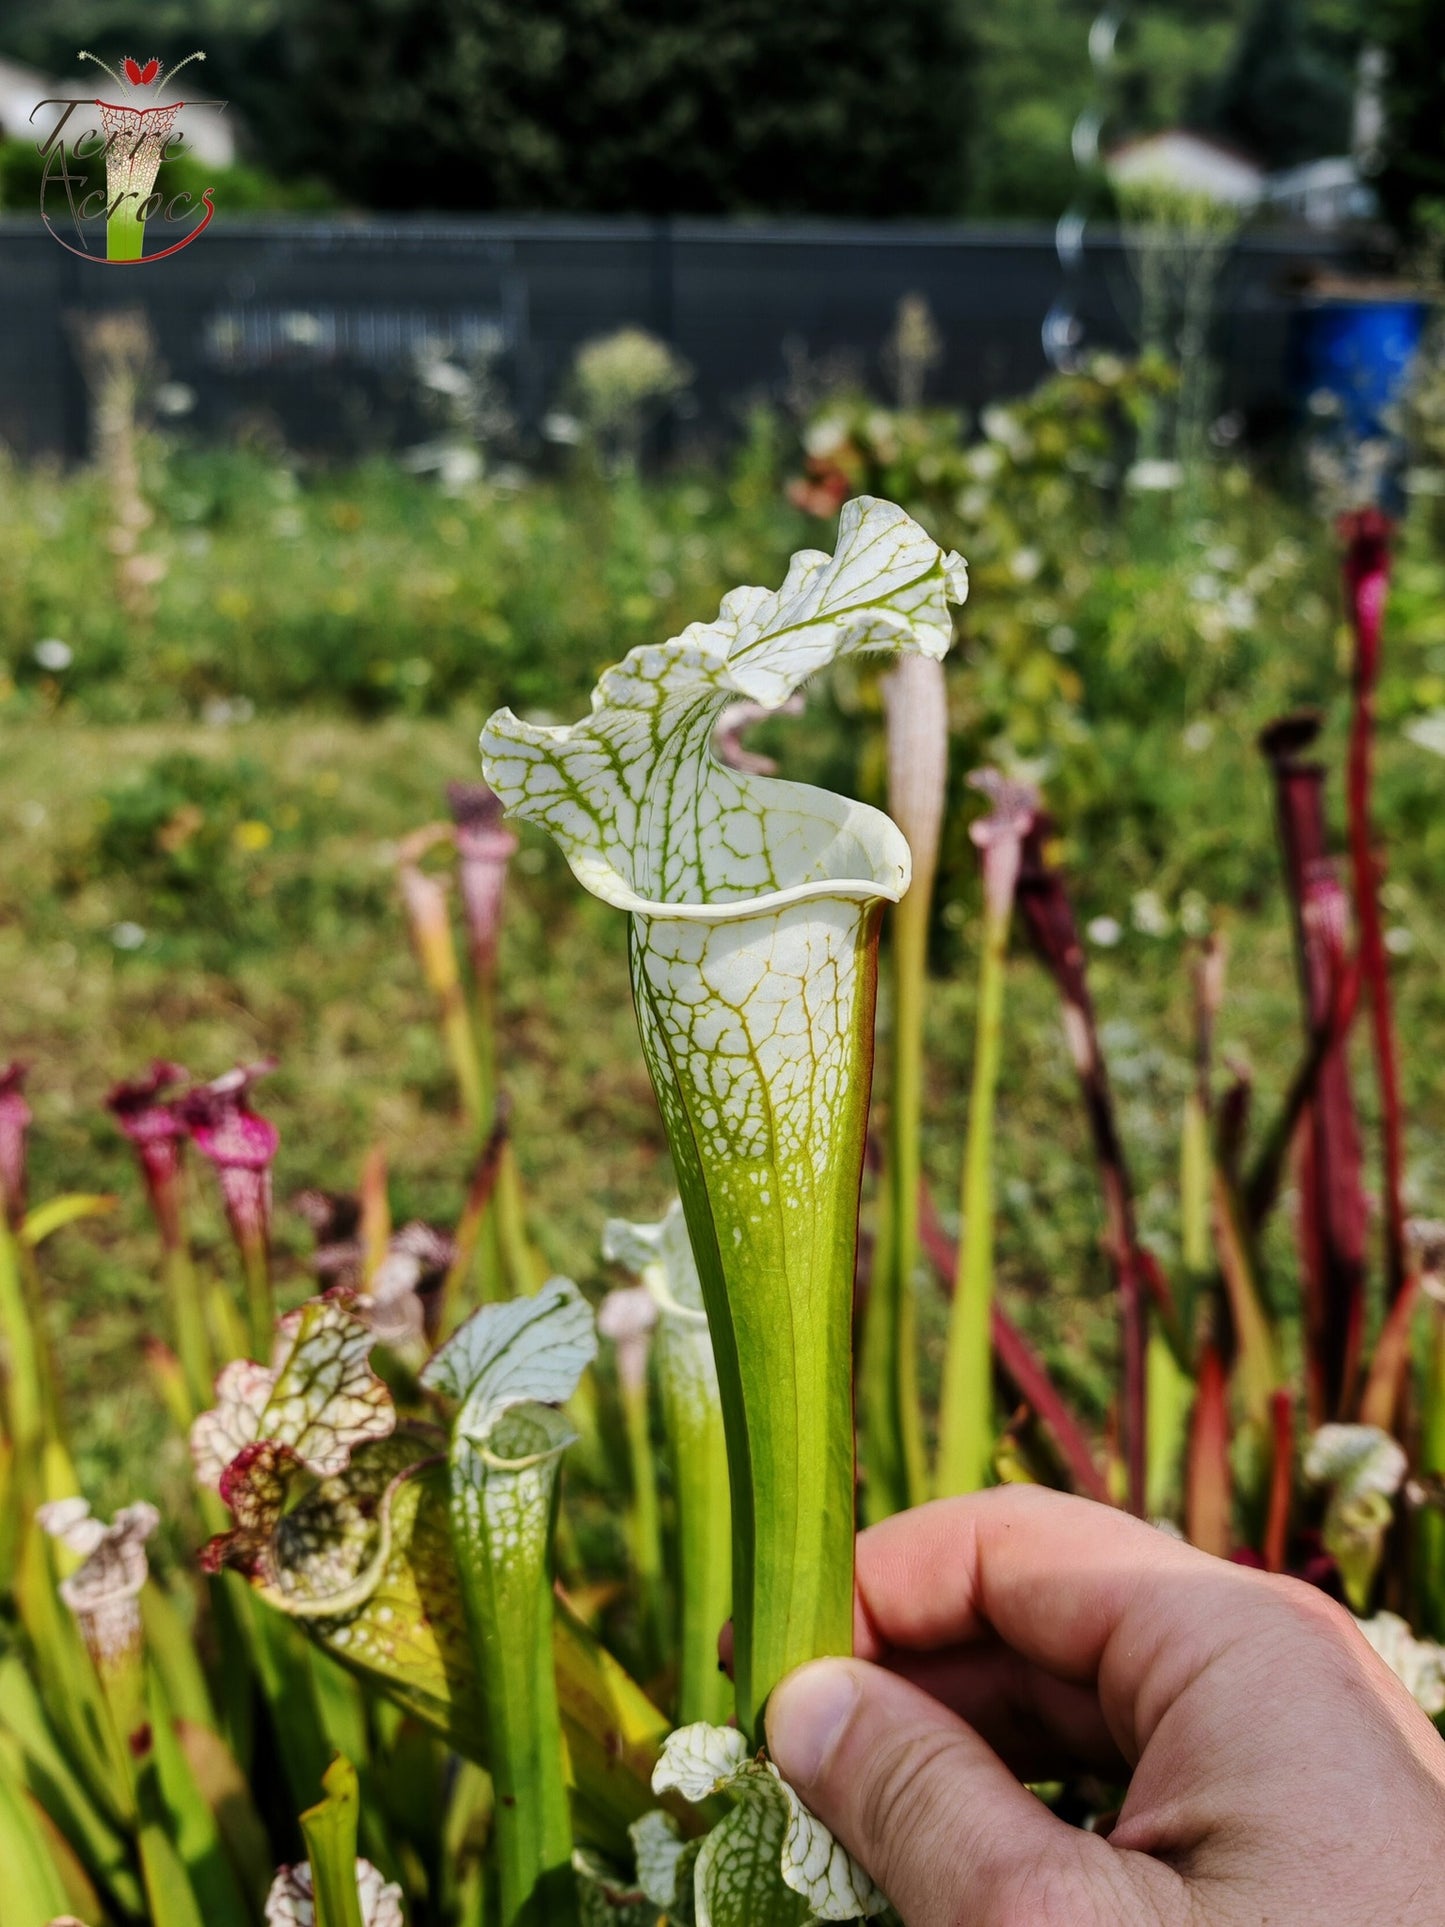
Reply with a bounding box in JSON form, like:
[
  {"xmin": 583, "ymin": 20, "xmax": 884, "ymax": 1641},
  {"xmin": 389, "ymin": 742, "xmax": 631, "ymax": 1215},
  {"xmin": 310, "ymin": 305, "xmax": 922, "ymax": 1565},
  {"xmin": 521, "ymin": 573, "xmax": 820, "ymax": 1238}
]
[{"xmin": 0, "ymin": 215, "xmax": 1354, "ymax": 461}]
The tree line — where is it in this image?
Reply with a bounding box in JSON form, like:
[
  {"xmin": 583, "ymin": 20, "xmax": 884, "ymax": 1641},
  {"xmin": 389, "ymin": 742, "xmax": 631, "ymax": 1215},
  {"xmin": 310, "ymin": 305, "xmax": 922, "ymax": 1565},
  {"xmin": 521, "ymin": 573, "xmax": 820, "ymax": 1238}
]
[{"xmin": 2, "ymin": 0, "xmax": 1438, "ymax": 230}]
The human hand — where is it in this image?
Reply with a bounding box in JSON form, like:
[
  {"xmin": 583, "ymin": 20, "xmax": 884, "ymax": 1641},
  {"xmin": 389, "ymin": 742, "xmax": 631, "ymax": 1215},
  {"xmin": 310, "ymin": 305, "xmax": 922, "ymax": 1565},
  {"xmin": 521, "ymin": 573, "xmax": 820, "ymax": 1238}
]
[{"xmin": 765, "ymin": 1486, "xmax": 1445, "ymax": 1925}]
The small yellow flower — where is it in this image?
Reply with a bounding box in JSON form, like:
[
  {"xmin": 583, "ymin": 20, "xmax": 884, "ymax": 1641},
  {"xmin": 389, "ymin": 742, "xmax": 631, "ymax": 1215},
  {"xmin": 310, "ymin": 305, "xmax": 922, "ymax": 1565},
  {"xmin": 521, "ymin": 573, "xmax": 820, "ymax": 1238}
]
[{"xmin": 233, "ymin": 819, "xmax": 273, "ymax": 853}]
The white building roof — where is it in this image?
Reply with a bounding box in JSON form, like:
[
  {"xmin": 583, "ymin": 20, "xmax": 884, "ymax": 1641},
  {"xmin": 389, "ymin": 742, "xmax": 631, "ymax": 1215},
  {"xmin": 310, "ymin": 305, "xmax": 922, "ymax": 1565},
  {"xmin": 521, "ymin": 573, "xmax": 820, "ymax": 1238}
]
[
  {"xmin": 1106, "ymin": 130, "xmax": 1264, "ymax": 209},
  {"xmin": 1263, "ymin": 156, "xmax": 1378, "ymax": 229}
]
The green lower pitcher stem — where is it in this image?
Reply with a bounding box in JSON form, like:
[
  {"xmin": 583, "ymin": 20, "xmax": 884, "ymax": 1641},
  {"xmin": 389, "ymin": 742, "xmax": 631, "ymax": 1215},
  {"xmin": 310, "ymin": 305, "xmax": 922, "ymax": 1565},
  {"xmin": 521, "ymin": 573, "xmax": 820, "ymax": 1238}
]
[
  {"xmin": 937, "ymin": 900, "xmax": 1009, "ymax": 1498},
  {"xmin": 680, "ymin": 1175, "xmax": 857, "ymax": 1742},
  {"xmin": 164, "ymin": 1242, "xmax": 212, "ymax": 1418},
  {"xmin": 106, "ymin": 200, "xmax": 145, "ymax": 263},
  {"xmin": 621, "ymin": 1381, "xmax": 663, "ymax": 1661},
  {"xmin": 861, "ymin": 892, "xmax": 930, "ymax": 1521},
  {"xmin": 241, "ymin": 1236, "xmax": 275, "ymax": 1360}
]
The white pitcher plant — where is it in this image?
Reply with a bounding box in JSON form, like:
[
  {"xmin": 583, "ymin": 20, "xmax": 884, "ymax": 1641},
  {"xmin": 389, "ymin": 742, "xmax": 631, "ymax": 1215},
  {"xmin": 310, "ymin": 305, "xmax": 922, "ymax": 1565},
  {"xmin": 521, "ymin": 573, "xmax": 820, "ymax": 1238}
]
[{"xmin": 484, "ymin": 497, "xmax": 962, "ymax": 1918}]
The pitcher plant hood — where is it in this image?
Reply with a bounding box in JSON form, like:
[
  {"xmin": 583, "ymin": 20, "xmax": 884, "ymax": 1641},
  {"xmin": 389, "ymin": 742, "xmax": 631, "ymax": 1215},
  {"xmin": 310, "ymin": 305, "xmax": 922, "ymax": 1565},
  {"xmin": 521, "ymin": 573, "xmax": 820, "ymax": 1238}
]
[{"xmin": 481, "ymin": 494, "xmax": 966, "ymax": 922}]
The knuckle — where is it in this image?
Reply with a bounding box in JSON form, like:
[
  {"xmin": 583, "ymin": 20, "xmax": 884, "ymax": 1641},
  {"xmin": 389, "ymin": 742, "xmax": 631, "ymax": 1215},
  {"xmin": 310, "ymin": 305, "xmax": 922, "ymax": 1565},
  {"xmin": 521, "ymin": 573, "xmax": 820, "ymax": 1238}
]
[{"xmin": 1260, "ymin": 1572, "xmax": 1357, "ymax": 1649}]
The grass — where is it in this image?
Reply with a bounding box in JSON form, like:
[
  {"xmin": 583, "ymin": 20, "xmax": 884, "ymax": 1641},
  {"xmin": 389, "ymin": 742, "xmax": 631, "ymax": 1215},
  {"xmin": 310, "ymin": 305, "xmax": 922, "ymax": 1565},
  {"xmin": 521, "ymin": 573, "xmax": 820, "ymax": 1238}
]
[
  {"xmin": 0, "ymin": 435, "xmax": 803, "ymax": 725},
  {"xmin": 3, "ymin": 418, "xmax": 1444, "ymax": 1529}
]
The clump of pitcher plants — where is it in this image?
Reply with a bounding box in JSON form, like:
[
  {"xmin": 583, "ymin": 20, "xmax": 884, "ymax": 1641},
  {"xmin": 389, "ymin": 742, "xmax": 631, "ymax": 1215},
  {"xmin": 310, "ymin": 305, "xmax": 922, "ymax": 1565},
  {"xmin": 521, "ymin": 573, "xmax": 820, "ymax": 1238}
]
[{"xmin": 0, "ymin": 495, "xmax": 1440, "ymax": 1927}]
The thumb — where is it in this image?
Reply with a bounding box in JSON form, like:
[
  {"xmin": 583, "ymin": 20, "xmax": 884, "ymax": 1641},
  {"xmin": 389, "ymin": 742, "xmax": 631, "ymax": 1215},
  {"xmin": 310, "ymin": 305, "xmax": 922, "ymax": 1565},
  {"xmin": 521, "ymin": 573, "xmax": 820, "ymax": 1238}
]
[{"xmin": 766, "ymin": 1657, "xmax": 1118, "ymax": 1927}]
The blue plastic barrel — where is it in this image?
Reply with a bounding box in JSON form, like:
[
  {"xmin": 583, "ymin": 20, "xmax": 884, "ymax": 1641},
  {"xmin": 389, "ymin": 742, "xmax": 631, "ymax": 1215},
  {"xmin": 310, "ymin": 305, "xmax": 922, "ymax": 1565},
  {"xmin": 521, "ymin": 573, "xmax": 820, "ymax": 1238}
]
[{"xmin": 1292, "ymin": 296, "xmax": 1430, "ymax": 439}]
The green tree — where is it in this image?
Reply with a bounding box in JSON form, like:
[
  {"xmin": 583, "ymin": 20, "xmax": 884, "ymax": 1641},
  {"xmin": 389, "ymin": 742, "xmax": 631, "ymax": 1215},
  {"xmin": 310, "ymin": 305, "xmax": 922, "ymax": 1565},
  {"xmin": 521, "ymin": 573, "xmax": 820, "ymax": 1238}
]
[
  {"xmin": 961, "ymin": 0, "xmax": 1244, "ymax": 221},
  {"xmin": 250, "ymin": 0, "xmax": 971, "ymax": 216},
  {"xmin": 1374, "ymin": 0, "xmax": 1445, "ymax": 233},
  {"xmin": 1, "ymin": 0, "xmax": 1390, "ymax": 222},
  {"xmin": 1203, "ymin": 0, "xmax": 1355, "ymax": 168}
]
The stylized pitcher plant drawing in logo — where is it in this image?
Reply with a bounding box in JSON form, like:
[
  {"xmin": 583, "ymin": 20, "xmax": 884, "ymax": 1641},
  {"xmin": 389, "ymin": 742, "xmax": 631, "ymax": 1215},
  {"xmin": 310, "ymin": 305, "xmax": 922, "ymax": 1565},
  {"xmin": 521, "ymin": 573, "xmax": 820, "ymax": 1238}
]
[{"xmin": 35, "ymin": 50, "xmax": 217, "ymax": 263}]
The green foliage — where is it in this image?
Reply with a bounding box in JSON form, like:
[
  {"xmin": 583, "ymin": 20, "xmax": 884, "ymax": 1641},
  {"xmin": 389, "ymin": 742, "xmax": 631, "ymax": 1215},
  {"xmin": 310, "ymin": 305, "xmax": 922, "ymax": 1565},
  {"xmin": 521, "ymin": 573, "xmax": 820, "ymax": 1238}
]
[
  {"xmin": 0, "ymin": 0, "xmax": 1393, "ymax": 221},
  {"xmin": 253, "ymin": 0, "xmax": 972, "ymax": 216},
  {"xmin": 1375, "ymin": 0, "xmax": 1445, "ymax": 234},
  {"xmin": 1202, "ymin": 0, "xmax": 1354, "ymax": 170},
  {"xmin": 960, "ymin": 0, "xmax": 1091, "ymax": 219},
  {"xmin": 0, "ymin": 138, "xmax": 332, "ymax": 217},
  {"xmin": 0, "ymin": 444, "xmax": 808, "ymax": 724},
  {"xmin": 783, "ymin": 364, "xmax": 1445, "ymax": 1016}
]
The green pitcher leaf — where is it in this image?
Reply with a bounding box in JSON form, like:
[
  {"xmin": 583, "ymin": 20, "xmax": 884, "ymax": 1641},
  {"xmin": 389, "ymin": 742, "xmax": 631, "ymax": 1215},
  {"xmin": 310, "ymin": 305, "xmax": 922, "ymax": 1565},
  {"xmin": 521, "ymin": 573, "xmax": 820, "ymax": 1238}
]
[
  {"xmin": 192, "ymin": 1295, "xmax": 395, "ymax": 1491},
  {"xmin": 146, "ymin": 1675, "xmax": 250, "ymax": 1927},
  {"xmin": 11, "ymin": 1525, "xmax": 128, "ymax": 1832},
  {"xmin": 422, "ymin": 1274, "xmax": 597, "ymax": 1440},
  {"xmin": 1305, "ymin": 1423, "xmax": 1407, "ymax": 1611},
  {"xmin": 173, "ymin": 1718, "xmax": 273, "ymax": 1909},
  {"xmin": 140, "ymin": 1583, "xmax": 218, "ymax": 1735},
  {"xmin": 200, "ymin": 1423, "xmax": 672, "ymax": 1851},
  {"xmin": 603, "ymin": 1202, "xmax": 732, "ymax": 1726},
  {"xmin": 602, "ymin": 1204, "xmax": 704, "ymax": 1318},
  {"xmin": 483, "ymin": 494, "xmax": 964, "ymax": 921},
  {"xmin": 422, "ymin": 1279, "xmax": 597, "ymax": 1927},
  {"xmin": 485, "ymin": 496, "xmax": 965, "ymax": 1740},
  {"xmin": 40, "ymin": 1502, "xmax": 209, "ymax": 1927},
  {"xmin": 654, "ymin": 1723, "xmax": 886, "ymax": 1924},
  {"xmin": 0, "ymin": 1652, "xmax": 143, "ymax": 1916}
]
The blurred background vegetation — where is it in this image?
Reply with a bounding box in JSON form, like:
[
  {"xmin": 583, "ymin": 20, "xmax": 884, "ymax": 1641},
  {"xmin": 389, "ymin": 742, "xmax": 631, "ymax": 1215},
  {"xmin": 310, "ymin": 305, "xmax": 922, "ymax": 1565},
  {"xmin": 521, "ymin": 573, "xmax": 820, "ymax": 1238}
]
[
  {"xmin": 3, "ymin": 356, "xmax": 1443, "ymax": 1507},
  {"xmin": 0, "ymin": 0, "xmax": 1442, "ymax": 1522},
  {"xmin": 0, "ymin": 0, "xmax": 1439, "ymax": 229}
]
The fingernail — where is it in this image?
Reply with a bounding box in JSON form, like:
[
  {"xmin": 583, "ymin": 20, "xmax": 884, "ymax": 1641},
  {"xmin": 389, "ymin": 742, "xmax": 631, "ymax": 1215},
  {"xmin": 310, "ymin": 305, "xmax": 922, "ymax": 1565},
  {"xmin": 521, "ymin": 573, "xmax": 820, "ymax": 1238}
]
[{"xmin": 766, "ymin": 1658, "xmax": 860, "ymax": 1790}]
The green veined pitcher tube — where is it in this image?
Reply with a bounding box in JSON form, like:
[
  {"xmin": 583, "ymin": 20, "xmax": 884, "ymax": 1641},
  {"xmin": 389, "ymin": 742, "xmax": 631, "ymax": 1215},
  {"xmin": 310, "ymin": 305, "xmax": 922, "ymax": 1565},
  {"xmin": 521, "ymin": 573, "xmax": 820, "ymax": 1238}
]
[
  {"xmin": 630, "ymin": 890, "xmax": 884, "ymax": 1737},
  {"xmin": 483, "ymin": 496, "xmax": 966, "ymax": 1739}
]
